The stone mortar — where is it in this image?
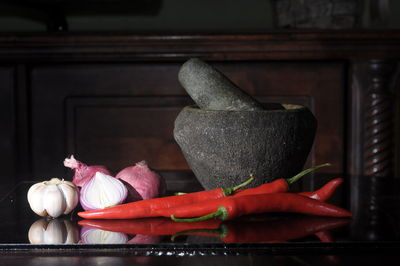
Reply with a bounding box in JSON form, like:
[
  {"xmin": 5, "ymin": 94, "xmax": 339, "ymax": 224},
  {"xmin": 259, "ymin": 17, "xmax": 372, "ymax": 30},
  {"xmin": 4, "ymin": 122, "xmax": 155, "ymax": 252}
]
[{"xmin": 174, "ymin": 104, "xmax": 317, "ymax": 190}]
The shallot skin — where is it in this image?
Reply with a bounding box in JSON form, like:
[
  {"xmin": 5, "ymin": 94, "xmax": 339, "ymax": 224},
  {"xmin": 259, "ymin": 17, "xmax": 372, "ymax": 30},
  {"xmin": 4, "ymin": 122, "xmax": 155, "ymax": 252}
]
[
  {"xmin": 116, "ymin": 161, "xmax": 166, "ymax": 202},
  {"xmin": 63, "ymin": 155, "xmax": 111, "ymax": 187}
]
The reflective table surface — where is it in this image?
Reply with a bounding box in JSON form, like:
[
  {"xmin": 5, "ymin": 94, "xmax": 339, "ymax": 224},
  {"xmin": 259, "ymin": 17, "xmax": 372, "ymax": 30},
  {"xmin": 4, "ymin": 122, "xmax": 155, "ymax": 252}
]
[{"xmin": 1, "ymin": 174, "xmax": 399, "ymax": 265}]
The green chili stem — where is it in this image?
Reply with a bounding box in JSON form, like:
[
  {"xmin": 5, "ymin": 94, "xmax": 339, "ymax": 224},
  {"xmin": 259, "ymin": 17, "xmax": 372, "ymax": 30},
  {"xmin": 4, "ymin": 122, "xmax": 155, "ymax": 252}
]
[
  {"xmin": 222, "ymin": 175, "xmax": 254, "ymax": 196},
  {"xmin": 171, "ymin": 206, "xmax": 229, "ymax": 222},
  {"xmin": 286, "ymin": 163, "xmax": 331, "ymax": 185},
  {"xmin": 174, "ymin": 176, "xmax": 254, "ymax": 197}
]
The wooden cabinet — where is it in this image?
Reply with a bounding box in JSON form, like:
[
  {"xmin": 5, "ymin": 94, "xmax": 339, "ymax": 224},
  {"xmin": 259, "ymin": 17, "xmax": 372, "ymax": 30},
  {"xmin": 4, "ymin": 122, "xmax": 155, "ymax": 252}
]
[
  {"xmin": 1, "ymin": 32, "xmax": 398, "ymax": 191},
  {"xmin": 0, "ymin": 66, "xmax": 15, "ymax": 194}
]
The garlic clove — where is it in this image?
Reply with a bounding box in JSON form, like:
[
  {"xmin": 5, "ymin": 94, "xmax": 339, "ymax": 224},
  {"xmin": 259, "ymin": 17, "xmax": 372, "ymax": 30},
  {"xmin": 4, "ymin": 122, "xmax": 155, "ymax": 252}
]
[
  {"xmin": 58, "ymin": 183, "xmax": 79, "ymax": 214},
  {"xmin": 80, "ymin": 172, "xmax": 128, "ymax": 211},
  {"xmin": 27, "ymin": 183, "xmax": 47, "ymax": 217},
  {"xmin": 28, "ymin": 219, "xmax": 47, "ymax": 244},
  {"xmin": 43, "ymin": 184, "xmax": 67, "ymax": 218},
  {"xmin": 63, "ymin": 219, "xmax": 80, "ymax": 244},
  {"xmin": 62, "ymin": 180, "xmax": 75, "ymax": 187},
  {"xmin": 43, "ymin": 219, "xmax": 67, "ymax": 244}
]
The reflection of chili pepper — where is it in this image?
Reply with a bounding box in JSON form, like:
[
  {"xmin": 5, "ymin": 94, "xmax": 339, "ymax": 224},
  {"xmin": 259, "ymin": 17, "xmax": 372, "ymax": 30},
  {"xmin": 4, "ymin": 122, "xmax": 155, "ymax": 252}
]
[
  {"xmin": 78, "ymin": 164, "xmax": 329, "ymax": 220},
  {"xmin": 173, "ymin": 216, "xmax": 351, "ymax": 243},
  {"xmin": 220, "ymin": 216, "xmax": 350, "ymax": 243},
  {"xmin": 299, "ymin": 178, "xmax": 344, "ymax": 201},
  {"xmin": 314, "ymin": 231, "xmax": 342, "ymax": 264},
  {"xmin": 170, "ymin": 193, "xmax": 352, "ymax": 222},
  {"xmin": 78, "ymin": 218, "xmax": 221, "ymax": 235},
  {"xmin": 314, "ymin": 230, "xmax": 334, "ymax": 242}
]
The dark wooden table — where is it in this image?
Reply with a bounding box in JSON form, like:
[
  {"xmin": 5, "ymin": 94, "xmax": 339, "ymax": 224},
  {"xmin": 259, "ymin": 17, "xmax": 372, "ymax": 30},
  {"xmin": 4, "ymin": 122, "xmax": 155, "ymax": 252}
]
[{"xmin": 0, "ymin": 173, "xmax": 399, "ymax": 266}]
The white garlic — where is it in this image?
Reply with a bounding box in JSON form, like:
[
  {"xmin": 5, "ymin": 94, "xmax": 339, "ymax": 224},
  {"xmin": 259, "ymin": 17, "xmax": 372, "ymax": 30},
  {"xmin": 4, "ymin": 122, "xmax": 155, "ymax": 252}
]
[
  {"xmin": 27, "ymin": 178, "xmax": 79, "ymax": 218},
  {"xmin": 80, "ymin": 172, "xmax": 128, "ymax": 211},
  {"xmin": 28, "ymin": 218, "xmax": 80, "ymax": 244}
]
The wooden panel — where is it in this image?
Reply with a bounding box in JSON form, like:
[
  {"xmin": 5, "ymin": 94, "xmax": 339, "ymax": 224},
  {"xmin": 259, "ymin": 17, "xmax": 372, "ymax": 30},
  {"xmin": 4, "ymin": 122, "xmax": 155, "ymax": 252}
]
[
  {"xmin": 30, "ymin": 63, "xmax": 187, "ymax": 178},
  {"xmin": 0, "ymin": 66, "xmax": 15, "ymax": 193},
  {"xmin": 31, "ymin": 61, "xmax": 345, "ymax": 190},
  {"xmin": 65, "ymin": 97, "xmax": 192, "ymax": 172}
]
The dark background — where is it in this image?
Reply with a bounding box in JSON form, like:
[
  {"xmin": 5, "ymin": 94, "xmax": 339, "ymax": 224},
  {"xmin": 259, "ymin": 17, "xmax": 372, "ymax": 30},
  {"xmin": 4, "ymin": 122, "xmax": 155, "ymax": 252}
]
[{"xmin": 0, "ymin": 0, "xmax": 400, "ymax": 32}]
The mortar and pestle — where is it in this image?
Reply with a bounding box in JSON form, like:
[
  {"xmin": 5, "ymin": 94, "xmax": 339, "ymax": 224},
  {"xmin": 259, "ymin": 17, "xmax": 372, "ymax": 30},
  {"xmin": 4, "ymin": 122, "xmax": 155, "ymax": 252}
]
[{"xmin": 174, "ymin": 58, "xmax": 317, "ymax": 190}]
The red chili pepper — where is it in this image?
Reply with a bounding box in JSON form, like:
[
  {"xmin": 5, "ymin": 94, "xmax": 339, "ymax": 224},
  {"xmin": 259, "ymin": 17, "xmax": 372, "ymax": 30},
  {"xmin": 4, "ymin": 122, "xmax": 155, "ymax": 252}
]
[
  {"xmin": 78, "ymin": 163, "xmax": 329, "ymax": 220},
  {"xmin": 77, "ymin": 176, "xmax": 253, "ymax": 219},
  {"xmin": 172, "ymin": 215, "xmax": 350, "ymax": 243},
  {"xmin": 298, "ymin": 178, "xmax": 344, "ymax": 201},
  {"xmin": 233, "ymin": 163, "xmax": 331, "ymax": 197},
  {"xmin": 78, "ymin": 218, "xmax": 221, "ymax": 236},
  {"xmin": 169, "ymin": 192, "xmax": 352, "ymax": 222}
]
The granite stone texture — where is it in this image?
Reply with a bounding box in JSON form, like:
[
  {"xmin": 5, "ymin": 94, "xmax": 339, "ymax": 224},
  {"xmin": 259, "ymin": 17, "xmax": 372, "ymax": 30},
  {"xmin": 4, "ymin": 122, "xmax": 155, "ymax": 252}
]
[
  {"xmin": 178, "ymin": 58, "xmax": 264, "ymax": 111},
  {"xmin": 173, "ymin": 104, "xmax": 317, "ymax": 190}
]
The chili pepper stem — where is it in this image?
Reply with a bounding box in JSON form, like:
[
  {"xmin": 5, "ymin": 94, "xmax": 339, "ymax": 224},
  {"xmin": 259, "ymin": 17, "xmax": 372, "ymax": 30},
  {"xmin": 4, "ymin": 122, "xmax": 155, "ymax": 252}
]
[
  {"xmin": 171, "ymin": 206, "xmax": 229, "ymax": 222},
  {"xmin": 286, "ymin": 163, "xmax": 331, "ymax": 185},
  {"xmin": 222, "ymin": 175, "xmax": 255, "ymax": 196},
  {"xmin": 174, "ymin": 176, "xmax": 254, "ymax": 197}
]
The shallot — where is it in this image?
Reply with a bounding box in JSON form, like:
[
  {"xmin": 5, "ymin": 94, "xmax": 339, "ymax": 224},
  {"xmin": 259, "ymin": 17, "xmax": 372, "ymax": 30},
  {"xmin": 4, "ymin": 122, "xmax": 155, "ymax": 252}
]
[
  {"xmin": 80, "ymin": 172, "xmax": 128, "ymax": 211},
  {"xmin": 116, "ymin": 160, "xmax": 166, "ymax": 201},
  {"xmin": 63, "ymin": 155, "xmax": 111, "ymax": 187}
]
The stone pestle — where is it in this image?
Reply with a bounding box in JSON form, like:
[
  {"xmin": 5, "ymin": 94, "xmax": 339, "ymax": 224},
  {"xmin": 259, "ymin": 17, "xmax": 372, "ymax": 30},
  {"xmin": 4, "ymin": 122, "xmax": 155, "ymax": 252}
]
[
  {"xmin": 174, "ymin": 58, "xmax": 314, "ymax": 190},
  {"xmin": 178, "ymin": 58, "xmax": 265, "ymax": 111}
]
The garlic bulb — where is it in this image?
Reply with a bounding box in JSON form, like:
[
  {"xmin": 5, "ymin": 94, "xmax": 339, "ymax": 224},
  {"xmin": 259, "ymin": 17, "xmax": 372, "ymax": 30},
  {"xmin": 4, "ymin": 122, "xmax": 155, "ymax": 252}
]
[
  {"xmin": 28, "ymin": 218, "xmax": 79, "ymax": 244},
  {"xmin": 27, "ymin": 178, "xmax": 79, "ymax": 218},
  {"xmin": 80, "ymin": 172, "xmax": 128, "ymax": 211}
]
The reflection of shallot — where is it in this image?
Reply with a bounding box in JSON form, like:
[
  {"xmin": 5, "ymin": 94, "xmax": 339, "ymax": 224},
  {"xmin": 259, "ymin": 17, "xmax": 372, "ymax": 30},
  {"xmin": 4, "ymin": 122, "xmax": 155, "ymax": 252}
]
[
  {"xmin": 127, "ymin": 235, "xmax": 162, "ymax": 244},
  {"xmin": 64, "ymin": 155, "xmax": 111, "ymax": 187},
  {"xmin": 80, "ymin": 227, "xmax": 128, "ymax": 244}
]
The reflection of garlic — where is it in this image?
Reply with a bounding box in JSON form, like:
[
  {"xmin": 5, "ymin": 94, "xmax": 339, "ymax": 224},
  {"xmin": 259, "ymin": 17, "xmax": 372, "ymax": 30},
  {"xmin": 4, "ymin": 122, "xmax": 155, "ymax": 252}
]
[
  {"xmin": 27, "ymin": 178, "xmax": 79, "ymax": 218},
  {"xmin": 28, "ymin": 218, "xmax": 79, "ymax": 244},
  {"xmin": 80, "ymin": 227, "xmax": 128, "ymax": 244}
]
